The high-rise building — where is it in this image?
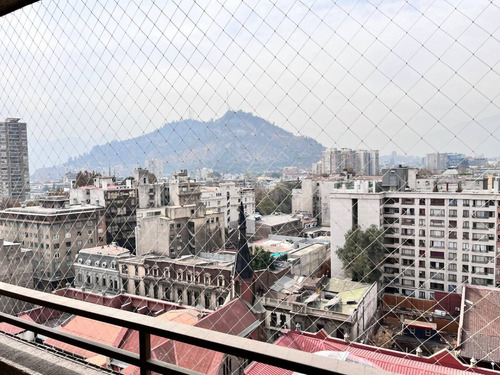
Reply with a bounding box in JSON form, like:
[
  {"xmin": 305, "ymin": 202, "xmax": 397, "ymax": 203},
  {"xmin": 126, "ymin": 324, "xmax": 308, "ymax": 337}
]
[
  {"xmin": 330, "ymin": 184, "xmax": 500, "ymax": 300},
  {"xmin": 0, "ymin": 118, "xmax": 30, "ymax": 201}
]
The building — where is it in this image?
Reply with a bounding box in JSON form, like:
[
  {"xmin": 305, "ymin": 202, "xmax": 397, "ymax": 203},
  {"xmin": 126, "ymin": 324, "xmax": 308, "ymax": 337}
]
[
  {"xmin": 317, "ymin": 148, "xmax": 379, "ymax": 176},
  {"xmin": 261, "ymin": 276, "xmax": 377, "ymax": 341},
  {"xmin": 73, "ymin": 243, "xmax": 131, "ymax": 295},
  {"xmin": 0, "ymin": 196, "xmax": 106, "ymax": 290},
  {"xmin": 145, "ymin": 158, "xmax": 164, "ymax": 180},
  {"xmin": 136, "ymin": 170, "xmax": 225, "ymax": 257},
  {"xmin": 247, "ymin": 213, "xmax": 313, "ymax": 241},
  {"xmin": 201, "ymin": 182, "xmax": 255, "ymax": 228},
  {"xmin": 330, "ymin": 185, "xmax": 500, "ymax": 299},
  {"xmin": 70, "ymin": 176, "xmax": 137, "ymax": 251},
  {"xmin": 0, "ymin": 239, "xmax": 33, "ymax": 315},
  {"xmin": 426, "ymin": 153, "xmax": 468, "ymax": 172},
  {"xmin": 252, "ymin": 235, "xmax": 330, "ymax": 277},
  {"xmin": 119, "ymin": 252, "xmax": 234, "ymax": 309},
  {"xmin": 0, "ymin": 118, "xmax": 30, "ymax": 201}
]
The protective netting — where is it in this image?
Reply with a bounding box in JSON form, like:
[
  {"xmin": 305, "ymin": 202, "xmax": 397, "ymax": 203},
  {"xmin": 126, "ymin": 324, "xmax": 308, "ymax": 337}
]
[{"xmin": 1, "ymin": 0, "xmax": 500, "ymax": 374}]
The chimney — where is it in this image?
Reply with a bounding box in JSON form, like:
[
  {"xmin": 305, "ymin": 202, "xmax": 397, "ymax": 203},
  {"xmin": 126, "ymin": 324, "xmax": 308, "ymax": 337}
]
[{"xmin": 416, "ymin": 346, "xmax": 423, "ymax": 357}]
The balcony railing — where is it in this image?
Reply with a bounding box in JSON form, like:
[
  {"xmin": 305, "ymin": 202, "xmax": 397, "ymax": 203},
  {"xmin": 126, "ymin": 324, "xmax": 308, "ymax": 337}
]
[{"xmin": 0, "ymin": 282, "xmax": 385, "ymax": 375}]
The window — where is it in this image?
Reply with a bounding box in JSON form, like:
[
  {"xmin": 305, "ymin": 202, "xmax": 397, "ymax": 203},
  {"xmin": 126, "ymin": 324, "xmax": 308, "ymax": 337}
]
[
  {"xmin": 54, "ymin": 253, "xmax": 60, "ymax": 259},
  {"xmin": 54, "ymin": 243, "xmax": 60, "ymax": 249},
  {"xmin": 66, "ymin": 241, "xmax": 71, "ymax": 247}
]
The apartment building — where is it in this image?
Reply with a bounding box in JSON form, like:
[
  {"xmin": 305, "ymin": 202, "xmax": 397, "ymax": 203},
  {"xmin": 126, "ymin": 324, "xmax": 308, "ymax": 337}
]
[
  {"xmin": 317, "ymin": 148, "xmax": 379, "ymax": 176},
  {"xmin": 70, "ymin": 176, "xmax": 137, "ymax": 251},
  {"xmin": 292, "ymin": 176, "xmax": 379, "ymax": 226},
  {"xmin": 0, "ymin": 118, "xmax": 30, "ymax": 201},
  {"xmin": 0, "ymin": 196, "xmax": 105, "ymax": 290},
  {"xmin": 201, "ymin": 182, "xmax": 255, "ymax": 228},
  {"xmin": 135, "ymin": 169, "xmax": 225, "ymax": 257},
  {"xmin": 331, "ymin": 189, "xmax": 500, "ymax": 300},
  {"xmin": 0, "ymin": 239, "xmax": 33, "ymax": 314}
]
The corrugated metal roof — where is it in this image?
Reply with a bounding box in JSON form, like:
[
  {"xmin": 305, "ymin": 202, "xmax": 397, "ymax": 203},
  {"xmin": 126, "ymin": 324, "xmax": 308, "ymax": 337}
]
[
  {"xmin": 246, "ymin": 331, "xmax": 499, "ymax": 375},
  {"xmin": 459, "ymin": 285, "xmax": 500, "ymax": 363}
]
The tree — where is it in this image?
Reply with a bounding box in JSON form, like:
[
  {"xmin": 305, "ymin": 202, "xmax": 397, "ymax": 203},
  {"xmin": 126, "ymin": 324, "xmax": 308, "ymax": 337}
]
[
  {"xmin": 337, "ymin": 225, "xmax": 386, "ymax": 283},
  {"xmin": 251, "ymin": 246, "xmax": 275, "ymax": 271}
]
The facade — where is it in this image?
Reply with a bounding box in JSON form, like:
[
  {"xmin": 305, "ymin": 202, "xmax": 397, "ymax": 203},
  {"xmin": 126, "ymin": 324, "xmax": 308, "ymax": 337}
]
[
  {"xmin": 425, "ymin": 153, "xmax": 468, "ymax": 172},
  {"xmin": 0, "ymin": 196, "xmax": 105, "ymax": 290},
  {"xmin": 318, "ymin": 148, "xmax": 379, "ymax": 176},
  {"xmin": 330, "ymin": 188, "xmax": 500, "ymax": 299},
  {"xmin": 292, "ymin": 176, "xmax": 379, "ymax": 226},
  {"xmin": 70, "ymin": 177, "xmax": 137, "ymax": 251},
  {"xmin": 201, "ymin": 182, "xmax": 255, "ymax": 228},
  {"xmin": 73, "ymin": 243, "xmax": 131, "ymax": 295},
  {"xmin": 145, "ymin": 158, "xmax": 164, "ymax": 180},
  {"xmin": 262, "ymin": 276, "xmax": 378, "ymax": 341},
  {"xmin": 0, "ymin": 239, "xmax": 33, "ymax": 315},
  {"xmin": 0, "ymin": 118, "xmax": 30, "ymax": 201},
  {"xmin": 118, "ymin": 252, "xmax": 234, "ymax": 309}
]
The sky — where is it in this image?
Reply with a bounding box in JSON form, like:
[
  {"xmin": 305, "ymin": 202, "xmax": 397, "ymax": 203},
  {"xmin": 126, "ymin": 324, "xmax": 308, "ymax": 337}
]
[{"xmin": 0, "ymin": 0, "xmax": 500, "ymax": 172}]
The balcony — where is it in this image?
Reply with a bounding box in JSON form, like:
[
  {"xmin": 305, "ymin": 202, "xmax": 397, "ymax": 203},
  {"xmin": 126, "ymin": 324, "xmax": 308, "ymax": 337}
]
[{"xmin": 0, "ymin": 283, "xmax": 357, "ymax": 375}]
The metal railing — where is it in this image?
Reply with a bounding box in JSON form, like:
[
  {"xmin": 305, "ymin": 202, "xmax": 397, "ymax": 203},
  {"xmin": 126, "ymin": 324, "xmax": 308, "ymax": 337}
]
[{"xmin": 0, "ymin": 282, "xmax": 393, "ymax": 375}]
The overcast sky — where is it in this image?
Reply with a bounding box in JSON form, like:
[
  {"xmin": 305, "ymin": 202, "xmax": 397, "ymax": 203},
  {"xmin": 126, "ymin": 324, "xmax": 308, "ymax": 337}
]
[{"xmin": 1, "ymin": 0, "xmax": 499, "ymax": 171}]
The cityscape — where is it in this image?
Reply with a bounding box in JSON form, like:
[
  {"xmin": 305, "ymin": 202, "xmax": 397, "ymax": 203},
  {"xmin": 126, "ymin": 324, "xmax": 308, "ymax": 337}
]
[{"xmin": 1, "ymin": 1, "xmax": 500, "ymax": 375}]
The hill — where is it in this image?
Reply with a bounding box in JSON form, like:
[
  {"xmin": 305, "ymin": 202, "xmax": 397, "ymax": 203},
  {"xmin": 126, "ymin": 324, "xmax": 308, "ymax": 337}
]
[{"xmin": 32, "ymin": 110, "xmax": 325, "ymax": 181}]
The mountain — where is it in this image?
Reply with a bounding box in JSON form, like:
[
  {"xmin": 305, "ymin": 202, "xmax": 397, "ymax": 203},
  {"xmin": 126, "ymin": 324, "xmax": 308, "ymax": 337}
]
[{"xmin": 31, "ymin": 111, "xmax": 325, "ymax": 181}]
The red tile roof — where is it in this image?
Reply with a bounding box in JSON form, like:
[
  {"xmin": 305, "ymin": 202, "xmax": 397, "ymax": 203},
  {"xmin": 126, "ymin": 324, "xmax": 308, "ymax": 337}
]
[
  {"xmin": 44, "ymin": 316, "xmax": 128, "ymax": 359},
  {"xmin": 162, "ymin": 299, "xmax": 260, "ymax": 375},
  {"xmin": 0, "ymin": 314, "xmax": 33, "ymax": 335},
  {"xmin": 246, "ymin": 331, "xmax": 498, "ymax": 375}
]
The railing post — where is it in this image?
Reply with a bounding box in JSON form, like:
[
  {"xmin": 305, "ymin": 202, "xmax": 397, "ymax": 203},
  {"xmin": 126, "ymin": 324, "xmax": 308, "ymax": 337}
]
[{"xmin": 139, "ymin": 330, "xmax": 151, "ymax": 375}]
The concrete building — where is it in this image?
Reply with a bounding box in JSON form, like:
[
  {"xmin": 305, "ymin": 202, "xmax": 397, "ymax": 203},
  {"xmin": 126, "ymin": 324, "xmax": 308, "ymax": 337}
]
[
  {"xmin": 136, "ymin": 170, "xmax": 225, "ymax": 257},
  {"xmin": 201, "ymin": 182, "xmax": 255, "ymax": 228},
  {"xmin": 318, "ymin": 148, "xmax": 379, "ymax": 176},
  {"xmin": 247, "ymin": 213, "xmax": 314, "ymax": 241},
  {"xmin": 118, "ymin": 252, "xmax": 234, "ymax": 309},
  {"xmin": 0, "ymin": 118, "xmax": 30, "ymax": 201},
  {"xmin": 425, "ymin": 153, "xmax": 468, "ymax": 172},
  {"xmin": 145, "ymin": 158, "xmax": 164, "ymax": 180},
  {"xmin": 73, "ymin": 243, "xmax": 131, "ymax": 295},
  {"xmin": 261, "ymin": 275, "xmax": 378, "ymax": 341},
  {"xmin": 252, "ymin": 235, "xmax": 330, "ymax": 277},
  {"xmin": 0, "ymin": 196, "xmax": 105, "ymax": 290},
  {"xmin": 70, "ymin": 177, "xmax": 137, "ymax": 251},
  {"xmin": 330, "ymin": 185, "xmax": 500, "ymax": 299},
  {"xmin": 292, "ymin": 176, "xmax": 379, "ymax": 226},
  {"xmin": 0, "ymin": 239, "xmax": 33, "ymax": 315}
]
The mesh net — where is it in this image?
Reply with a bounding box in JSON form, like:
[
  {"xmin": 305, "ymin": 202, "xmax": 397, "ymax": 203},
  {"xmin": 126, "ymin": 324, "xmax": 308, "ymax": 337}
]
[{"xmin": 1, "ymin": 0, "xmax": 500, "ymax": 374}]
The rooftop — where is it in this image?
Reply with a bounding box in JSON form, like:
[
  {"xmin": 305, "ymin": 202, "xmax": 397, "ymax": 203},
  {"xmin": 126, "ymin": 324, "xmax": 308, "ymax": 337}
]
[
  {"xmin": 78, "ymin": 244, "xmax": 131, "ymax": 257},
  {"xmin": 458, "ymin": 285, "xmax": 500, "ymax": 363},
  {"xmin": 246, "ymin": 330, "xmax": 498, "ymax": 375}
]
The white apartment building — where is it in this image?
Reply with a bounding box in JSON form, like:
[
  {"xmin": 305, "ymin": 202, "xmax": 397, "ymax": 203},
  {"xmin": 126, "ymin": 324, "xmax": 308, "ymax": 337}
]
[
  {"xmin": 201, "ymin": 182, "xmax": 255, "ymax": 228},
  {"xmin": 331, "ymin": 189, "xmax": 500, "ymax": 300}
]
